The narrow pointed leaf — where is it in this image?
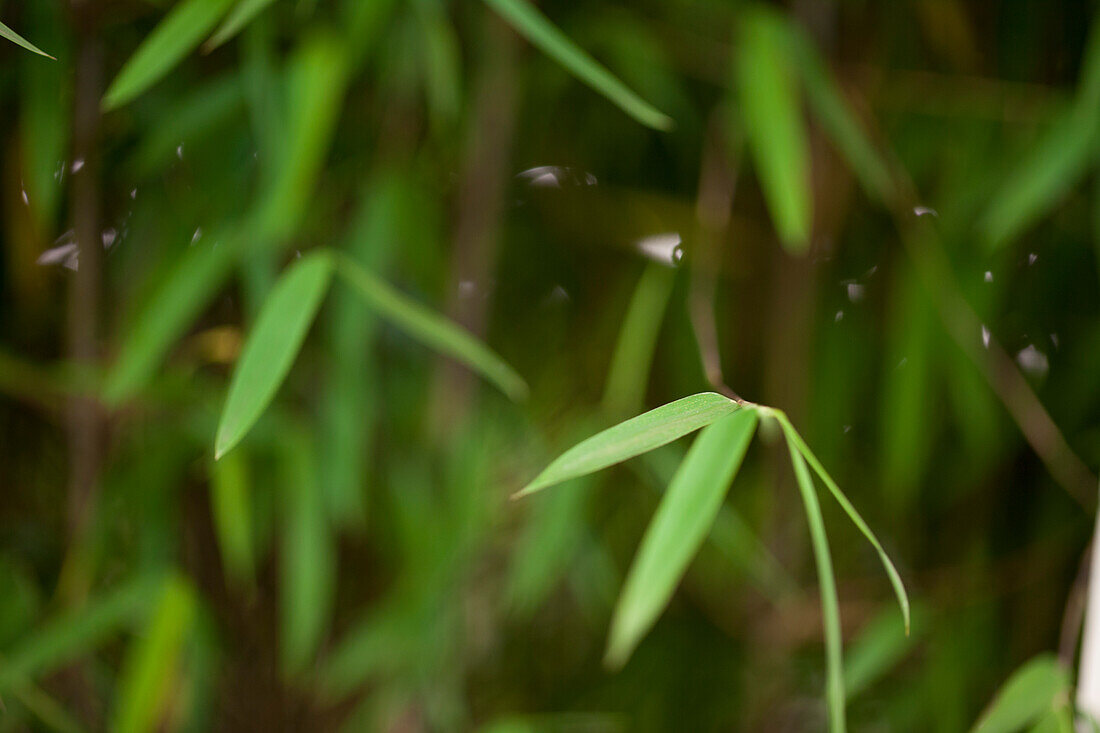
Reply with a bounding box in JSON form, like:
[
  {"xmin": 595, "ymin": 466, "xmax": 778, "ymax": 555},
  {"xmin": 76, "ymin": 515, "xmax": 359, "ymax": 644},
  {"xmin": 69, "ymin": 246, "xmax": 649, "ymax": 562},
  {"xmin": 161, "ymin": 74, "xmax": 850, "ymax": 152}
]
[
  {"xmin": 112, "ymin": 577, "xmax": 197, "ymax": 733},
  {"xmin": 103, "ymin": 0, "xmax": 237, "ymax": 110},
  {"xmin": 785, "ymin": 427, "xmax": 846, "ymax": 732},
  {"xmin": 776, "ymin": 412, "xmax": 911, "ymax": 634},
  {"xmin": 517, "ymin": 393, "xmax": 741, "ymax": 498},
  {"xmin": 971, "ymin": 655, "xmax": 1069, "ymax": 733},
  {"xmin": 334, "ymin": 254, "xmax": 528, "ymax": 402},
  {"xmin": 215, "ymin": 251, "xmax": 334, "ymax": 459},
  {"xmin": 736, "ymin": 7, "xmax": 813, "ymax": 251},
  {"xmin": 0, "ymin": 20, "xmax": 54, "ymax": 58},
  {"xmin": 205, "ymin": 0, "xmax": 278, "ymax": 51},
  {"xmin": 482, "ymin": 0, "xmax": 671, "ymax": 130},
  {"xmin": 605, "ymin": 409, "xmax": 757, "ymax": 668}
]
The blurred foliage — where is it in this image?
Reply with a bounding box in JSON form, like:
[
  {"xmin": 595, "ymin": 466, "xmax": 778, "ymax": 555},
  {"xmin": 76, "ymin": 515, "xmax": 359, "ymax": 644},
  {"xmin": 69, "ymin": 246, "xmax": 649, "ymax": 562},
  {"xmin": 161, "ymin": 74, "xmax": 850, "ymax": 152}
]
[{"xmin": 2, "ymin": 0, "xmax": 1100, "ymax": 730}]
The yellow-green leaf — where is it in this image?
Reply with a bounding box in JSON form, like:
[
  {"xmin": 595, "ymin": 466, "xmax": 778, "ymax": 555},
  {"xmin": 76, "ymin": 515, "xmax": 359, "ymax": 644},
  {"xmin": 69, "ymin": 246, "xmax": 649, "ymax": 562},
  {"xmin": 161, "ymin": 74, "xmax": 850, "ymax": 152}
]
[
  {"xmin": 0, "ymin": 20, "xmax": 54, "ymax": 58},
  {"xmin": 972, "ymin": 655, "xmax": 1070, "ymax": 733}
]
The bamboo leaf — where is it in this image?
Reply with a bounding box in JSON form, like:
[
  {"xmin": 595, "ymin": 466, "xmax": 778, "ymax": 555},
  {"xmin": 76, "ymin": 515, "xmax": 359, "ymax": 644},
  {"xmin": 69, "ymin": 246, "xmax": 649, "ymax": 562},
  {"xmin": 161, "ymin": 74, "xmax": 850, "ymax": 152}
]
[
  {"xmin": 971, "ymin": 655, "xmax": 1070, "ymax": 733},
  {"xmin": 0, "ymin": 20, "xmax": 54, "ymax": 58},
  {"xmin": 210, "ymin": 450, "xmax": 254, "ymax": 586},
  {"xmin": 333, "ymin": 254, "xmax": 528, "ymax": 402},
  {"xmin": 103, "ymin": 0, "xmax": 237, "ymax": 110},
  {"xmin": 784, "ymin": 426, "xmax": 846, "ymax": 732},
  {"xmin": 605, "ymin": 409, "xmax": 757, "ymax": 668},
  {"xmin": 205, "ymin": 0, "xmax": 278, "ymax": 51},
  {"xmin": 482, "ymin": 0, "xmax": 672, "ymax": 130},
  {"xmin": 736, "ymin": 6, "xmax": 813, "ymax": 251},
  {"xmin": 517, "ymin": 393, "xmax": 742, "ymax": 498},
  {"xmin": 215, "ymin": 251, "xmax": 334, "ymax": 460},
  {"xmin": 775, "ymin": 411, "xmax": 911, "ymax": 634},
  {"xmin": 112, "ymin": 577, "xmax": 197, "ymax": 733}
]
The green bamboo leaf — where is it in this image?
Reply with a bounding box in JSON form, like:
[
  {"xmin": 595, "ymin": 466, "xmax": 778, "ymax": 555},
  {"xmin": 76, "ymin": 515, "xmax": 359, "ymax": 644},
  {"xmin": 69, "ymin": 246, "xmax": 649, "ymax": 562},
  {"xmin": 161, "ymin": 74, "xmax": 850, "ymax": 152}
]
[
  {"xmin": 102, "ymin": 230, "xmax": 242, "ymax": 407},
  {"xmin": 602, "ymin": 263, "xmax": 676, "ymax": 417},
  {"xmin": 215, "ymin": 251, "xmax": 334, "ymax": 460},
  {"xmin": 784, "ymin": 426, "xmax": 846, "ymax": 732},
  {"xmin": 279, "ymin": 434, "xmax": 334, "ymax": 675},
  {"xmin": 736, "ymin": 6, "xmax": 813, "ymax": 251},
  {"xmin": 333, "ymin": 254, "xmax": 528, "ymax": 402},
  {"xmin": 517, "ymin": 393, "xmax": 742, "ymax": 498},
  {"xmin": 205, "ymin": 0, "xmax": 278, "ymax": 51},
  {"xmin": 112, "ymin": 576, "xmax": 197, "ymax": 733},
  {"xmin": 605, "ymin": 409, "xmax": 758, "ymax": 668},
  {"xmin": 971, "ymin": 655, "xmax": 1069, "ymax": 733},
  {"xmin": 775, "ymin": 411, "xmax": 911, "ymax": 634},
  {"xmin": 0, "ymin": 576, "xmax": 160, "ymax": 695},
  {"xmin": 481, "ymin": 0, "xmax": 671, "ymax": 130},
  {"xmin": 0, "ymin": 20, "xmax": 54, "ymax": 58},
  {"xmin": 210, "ymin": 451, "xmax": 254, "ymax": 586},
  {"xmin": 786, "ymin": 20, "xmax": 896, "ymax": 205},
  {"xmin": 102, "ymin": 0, "xmax": 237, "ymax": 111}
]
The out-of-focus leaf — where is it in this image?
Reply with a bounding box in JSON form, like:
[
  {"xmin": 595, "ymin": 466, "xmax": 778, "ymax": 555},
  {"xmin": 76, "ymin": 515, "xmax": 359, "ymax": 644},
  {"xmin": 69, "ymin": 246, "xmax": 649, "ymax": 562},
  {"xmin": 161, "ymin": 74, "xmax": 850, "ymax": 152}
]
[
  {"xmin": 603, "ymin": 263, "xmax": 675, "ymax": 417},
  {"xmin": 205, "ymin": 0, "xmax": 278, "ymax": 51},
  {"xmin": 786, "ymin": 20, "xmax": 896, "ymax": 204},
  {"xmin": 334, "ymin": 254, "xmax": 528, "ymax": 401},
  {"xmin": 605, "ymin": 409, "xmax": 757, "ymax": 668},
  {"xmin": 784, "ymin": 423, "xmax": 846, "ymax": 733},
  {"xmin": 981, "ymin": 103, "xmax": 1100, "ymax": 249},
  {"xmin": 112, "ymin": 576, "xmax": 197, "ymax": 733},
  {"xmin": 279, "ymin": 434, "xmax": 335, "ymax": 675},
  {"xmin": 253, "ymin": 34, "xmax": 348, "ymax": 241},
  {"xmin": 0, "ymin": 576, "xmax": 159, "ymax": 694},
  {"xmin": 102, "ymin": 231, "xmax": 242, "ymax": 407},
  {"xmin": 20, "ymin": 1, "xmax": 68, "ymax": 229},
  {"xmin": 517, "ymin": 394, "xmax": 741, "ymax": 498},
  {"xmin": 736, "ymin": 6, "xmax": 812, "ymax": 251},
  {"xmin": 0, "ymin": 20, "xmax": 54, "ymax": 58},
  {"xmin": 845, "ymin": 603, "xmax": 922, "ymax": 700},
  {"xmin": 0, "ymin": 556, "xmax": 42, "ymax": 647},
  {"xmin": 210, "ymin": 450, "xmax": 254, "ymax": 586},
  {"xmin": 416, "ymin": 0, "xmax": 462, "ymax": 128},
  {"xmin": 776, "ymin": 411, "xmax": 911, "ymax": 634},
  {"xmin": 482, "ymin": 0, "xmax": 672, "ymax": 130},
  {"xmin": 971, "ymin": 655, "xmax": 1070, "ymax": 733},
  {"xmin": 102, "ymin": 0, "xmax": 237, "ymax": 110},
  {"xmin": 215, "ymin": 251, "xmax": 334, "ymax": 459}
]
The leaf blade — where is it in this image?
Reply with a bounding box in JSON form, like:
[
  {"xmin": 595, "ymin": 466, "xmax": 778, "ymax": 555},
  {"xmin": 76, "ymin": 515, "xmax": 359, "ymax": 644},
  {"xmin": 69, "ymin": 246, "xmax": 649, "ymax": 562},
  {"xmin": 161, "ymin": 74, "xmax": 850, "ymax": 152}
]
[
  {"xmin": 482, "ymin": 0, "xmax": 671, "ymax": 130},
  {"xmin": 333, "ymin": 254, "xmax": 528, "ymax": 402},
  {"xmin": 605, "ymin": 409, "xmax": 757, "ymax": 668},
  {"xmin": 0, "ymin": 20, "xmax": 54, "ymax": 58},
  {"xmin": 103, "ymin": 0, "xmax": 237, "ymax": 110},
  {"xmin": 205, "ymin": 0, "xmax": 278, "ymax": 51},
  {"xmin": 215, "ymin": 250, "xmax": 334, "ymax": 459},
  {"xmin": 517, "ymin": 393, "xmax": 741, "ymax": 498},
  {"xmin": 971, "ymin": 655, "xmax": 1069, "ymax": 733},
  {"xmin": 736, "ymin": 7, "xmax": 813, "ymax": 251}
]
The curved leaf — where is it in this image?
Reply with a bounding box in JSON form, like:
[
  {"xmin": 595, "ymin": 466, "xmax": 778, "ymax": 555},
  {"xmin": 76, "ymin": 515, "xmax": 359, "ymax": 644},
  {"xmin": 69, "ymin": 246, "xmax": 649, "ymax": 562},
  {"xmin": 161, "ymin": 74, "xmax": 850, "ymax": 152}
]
[
  {"xmin": 215, "ymin": 251, "xmax": 334, "ymax": 459},
  {"xmin": 103, "ymin": 0, "xmax": 237, "ymax": 111},
  {"xmin": 334, "ymin": 254, "xmax": 528, "ymax": 402},
  {"xmin": 605, "ymin": 408, "xmax": 757, "ymax": 668},
  {"xmin": 482, "ymin": 0, "xmax": 671, "ymax": 130},
  {"xmin": 517, "ymin": 393, "xmax": 741, "ymax": 498}
]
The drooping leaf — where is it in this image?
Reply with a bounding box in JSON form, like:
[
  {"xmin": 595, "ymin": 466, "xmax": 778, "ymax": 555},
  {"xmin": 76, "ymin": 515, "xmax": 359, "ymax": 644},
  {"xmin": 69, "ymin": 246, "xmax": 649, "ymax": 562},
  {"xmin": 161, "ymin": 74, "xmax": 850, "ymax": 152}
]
[
  {"xmin": 112, "ymin": 576, "xmax": 197, "ymax": 733},
  {"xmin": 605, "ymin": 408, "xmax": 757, "ymax": 668},
  {"xmin": 215, "ymin": 250, "xmax": 334, "ymax": 459},
  {"xmin": 517, "ymin": 393, "xmax": 742, "ymax": 498},
  {"xmin": 482, "ymin": 0, "xmax": 672, "ymax": 130},
  {"xmin": 334, "ymin": 254, "xmax": 528, "ymax": 402},
  {"xmin": 205, "ymin": 0, "xmax": 278, "ymax": 51},
  {"xmin": 971, "ymin": 655, "xmax": 1070, "ymax": 733},
  {"xmin": 0, "ymin": 20, "xmax": 54, "ymax": 58},
  {"xmin": 603, "ymin": 263, "xmax": 676, "ymax": 417},
  {"xmin": 210, "ymin": 450, "xmax": 254, "ymax": 586},
  {"xmin": 784, "ymin": 425, "xmax": 846, "ymax": 732},
  {"xmin": 102, "ymin": 0, "xmax": 237, "ymax": 111},
  {"xmin": 279, "ymin": 433, "xmax": 335, "ymax": 675},
  {"xmin": 736, "ymin": 6, "xmax": 813, "ymax": 251},
  {"xmin": 776, "ymin": 411, "xmax": 911, "ymax": 634},
  {"xmin": 0, "ymin": 576, "xmax": 160, "ymax": 695}
]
